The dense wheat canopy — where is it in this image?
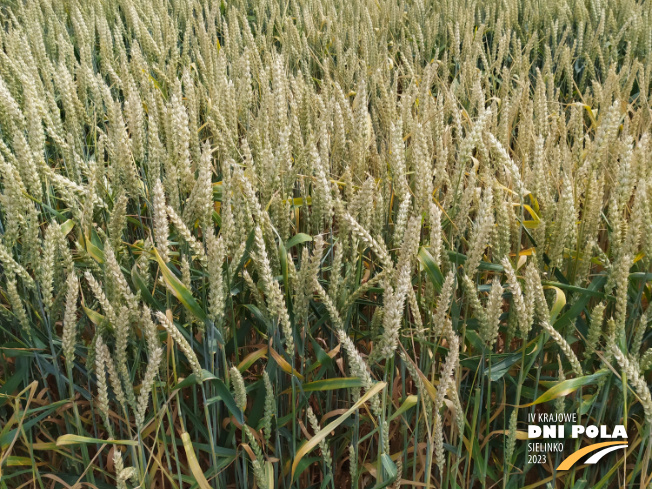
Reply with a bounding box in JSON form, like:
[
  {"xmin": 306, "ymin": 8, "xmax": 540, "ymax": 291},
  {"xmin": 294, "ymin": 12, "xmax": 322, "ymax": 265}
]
[{"xmin": 0, "ymin": 0, "xmax": 651, "ymax": 487}]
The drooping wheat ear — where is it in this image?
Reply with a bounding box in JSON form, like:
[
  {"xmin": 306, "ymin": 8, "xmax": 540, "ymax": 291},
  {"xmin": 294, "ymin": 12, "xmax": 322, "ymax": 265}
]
[
  {"xmin": 336, "ymin": 328, "xmax": 382, "ymax": 416},
  {"xmin": 181, "ymin": 256, "xmax": 191, "ymax": 290},
  {"xmin": 54, "ymin": 222, "xmax": 74, "ymax": 273},
  {"xmin": 400, "ymin": 350, "xmax": 433, "ymax": 421},
  {"xmin": 94, "ymin": 336, "xmax": 113, "ymax": 437},
  {"xmin": 288, "ymin": 239, "xmax": 318, "ymax": 325},
  {"xmin": 392, "ymin": 456, "xmax": 403, "ymax": 489},
  {"xmin": 329, "ymin": 241, "xmax": 343, "ymax": 303},
  {"xmin": 139, "ymin": 317, "xmax": 165, "ymax": 425},
  {"xmin": 308, "ymin": 236, "xmax": 325, "ymax": 286},
  {"xmin": 228, "ymin": 239, "xmax": 248, "ymax": 279},
  {"xmin": 135, "ymin": 344, "xmax": 163, "ymax": 429},
  {"xmin": 505, "ymin": 410, "xmax": 518, "ymax": 463},
  {"xmin": 431, "ymin": 271, "xmax": 456, "ymax": 341},
  {"xmin": 39, "ymin": 222, "xmax": 58, "ymax": 310},
  {"xmin": 501, "ymin": 258, "xmax": 533, "ymax": 338},
  {"xmin": 434, "ymin": 334, "xmax": 460, "ymax": 414},
  {"xmin": 486, "ymin": 133, "xmax": 526, "ymax": 197},
  {"xmin": 0, "ymin": 242, "xmax": 35, "ymax": 289},
  {"xmin": 252, "ymin": 225, "xmax": 295, "ymax": 356},
  {"xmin": 429, "ymin": 203, "xmax": 443, "ymax": 267},
  {"xmin": 555, "ymin": 355, "xmax": 566, "ymax": 415},
  {"xmin": 539, "ymin": 319, "xmax": 583, "ymax": 377},
  {"xmin": 483, "ymin": 278, "xmax": 504, "ymax": 348},
  {"xmin": 341, "ymin": 269, "xmax": 389, "ymax": 314},
  {"xmin": 243, "ymin": 269, "xmax": 267, "ymax": 314},
  {"xmin": 116, "ymin": 465, "xmax": 137, "ymax": 489},
  {"xmin": 612, "ymin": 254, "xmax": 632, "ymax": 335},
  {"xmin": 462, "ymin": 274, "xmax": 487, "ymax": 331},
  {"xmin": 434, "ymin": 412, "xmax": 445, "ymax": 473},
  {"xmin": 108, "ymin": 192, "xmax": 128, "ymax": 252},
  {"xmin": 308, "ymin": 140, "xmax": 334, "ymax": 228},
  {"xmin": 344, "ymin": 212, "xmax": 394, "ymax": 271},
  {"xmin": 586, "ymin": 302, "xmax": 606, "ymax": 355},
  {"xmin": 113, "ymin": 450, "xmax": 125, "ymax": 484},
  {"xmin": 155, "ymin": 311, "xmax": 202, "ymax": 379},
  {"xmin": 640, "ymin": 349, "xmax": 652, "ymax": 372},
  {"xmin": 262, "ymin": 370, "xmax": 275, "ymax": 444},
  {"xmin": 549, "ymin": 178, "xmax": 577, "ymax": 269},
  {"xmin": 526, "ymin": 264, "xmax": 582, "ymax": 375},
  {"xmin": 413, "ymin": 122, "xmax": 433, "ymax": 217},
  {"xmin": 207, "ymin": 234, "xmax": 227, "ymax": 329},
  {"xmin": 113, "ymin": 445, "xmax": 137, "ymax": 489},
  {"xmin": 448, "ymin": 382, "xmax": 465, "ymax": 437},
  {"xmin": 349, "ymin": 444, "xmax": 357, "ymax": 483},
  {"xmin": 152, "ymin": 180, "xmax": 170, "ymax": 263},
  {"xmin": 97, "ymin": 339, "xmax": 127, "ymax": 409},
  {"xmin": 609, "ymin": 342, "xmax": 652, "ymax": 429},
  {"xmin": 142, "ymin": 307, "xmax": 160, "ymax": 352},
  {"xmin": 407, "ymin": 287, "xmax": 425, "ymax": 341},
  {"xmin": 62, "ymin": 271, "xmax": 78, "ymax": 366},
  {"xmin": 392, "ymin": 193, "xmax": 412, "ymax": 247},
  {"xmin": 166, "ymin": 204, "xmax": 207, "ymax": 267},
  {"xmin": 292, "ymin": 248, "xmax": 311, "ymax": 323},
  {"xmin": 183, "ymin": 140, "xmax": 214, "ymax": 228},
  {"xmin": 389, "ymin": 119, "xmax": 408, "ymax": 201},
  {"xmin": 112, "ymin": 302, "xmax": 137, "ymax": 409},
  {"xmin": 170, "ymin": 90, "xmax": 193, "ymax": 193},
  {"xmin": 104, "ymin": 243, "xmax": 139, "ymax": 313},
  {"xmin": 84, "ymin": 272, "xmax": 118, "ymax": 328},
  {"xmin": 307, "ymin": 406, "xmax": 333, "ymax": 473},
  {"xmin": 464, "ymin": 186, "xmax": 494, "ymax": 277},
  {"xmin": 632, "ymin": 312, "xmax": 648, "ymax": 360},
  {"xmin": 377, "ymin": 216, "xmax": 420, "ymax": 359},
  {"xmin": 230, "ymin": 366, "xmax": 247, "ymax": 411},
  {"xmin": 244, "ymin": 426, "xmax": 268, "ymax": 489},
  {"xmin": 6, "ymin": 274, "xmax": 31, "ymax": 339},
  {"xmin": 493, "ymin": 187, "xmax": 512, "ymax": 263},
  {"xmin": 381, "ymin": 419, "xmax": 390, "ymax": 454},
  {"xmin": 313, "ymin": 277, "xmax": 344, "ymax": 332}
]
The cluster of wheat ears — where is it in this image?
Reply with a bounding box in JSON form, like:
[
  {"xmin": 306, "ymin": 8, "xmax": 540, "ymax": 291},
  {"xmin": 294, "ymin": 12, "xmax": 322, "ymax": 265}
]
[{"xmin": 0, "ymin": 0, "xmax": 651, "ymax": 487}]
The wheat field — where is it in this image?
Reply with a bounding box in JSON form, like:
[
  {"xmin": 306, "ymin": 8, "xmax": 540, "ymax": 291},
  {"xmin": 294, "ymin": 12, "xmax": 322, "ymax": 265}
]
[{"xmin": 0, "ymin": 0, "xmax": 651, "ymax": 487}]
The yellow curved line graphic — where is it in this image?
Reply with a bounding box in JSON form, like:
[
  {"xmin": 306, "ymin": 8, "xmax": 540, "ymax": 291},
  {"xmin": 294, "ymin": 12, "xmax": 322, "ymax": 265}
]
[{"xmin": 556, "ymin": 441, "xmax": 628, "ymax": 471}]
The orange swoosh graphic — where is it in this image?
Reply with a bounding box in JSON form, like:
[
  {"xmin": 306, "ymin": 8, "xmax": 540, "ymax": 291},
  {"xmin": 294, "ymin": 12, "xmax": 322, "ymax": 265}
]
[{"xmin": 556, "ymin": 441, "xmax": 628, "ymax": 471}]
